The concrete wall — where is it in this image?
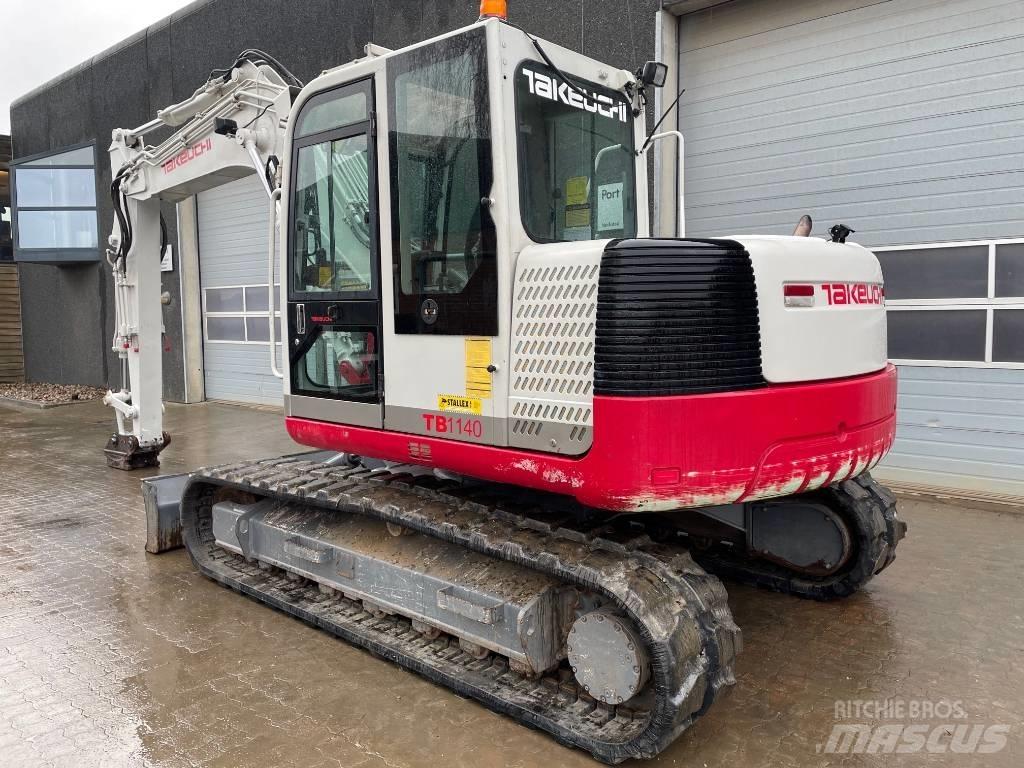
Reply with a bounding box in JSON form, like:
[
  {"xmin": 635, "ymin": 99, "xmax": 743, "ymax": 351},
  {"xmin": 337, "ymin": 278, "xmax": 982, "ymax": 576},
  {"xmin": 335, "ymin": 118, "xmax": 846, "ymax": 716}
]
[{"xmin": 9, "ymin": 0, "xmax": 659, "ymax": 399}]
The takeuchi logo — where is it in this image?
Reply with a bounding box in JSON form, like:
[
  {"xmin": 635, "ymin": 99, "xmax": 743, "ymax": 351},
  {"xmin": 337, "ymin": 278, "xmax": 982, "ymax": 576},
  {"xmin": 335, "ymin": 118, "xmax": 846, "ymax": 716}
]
[
  {"xmin": 820, "ymin": 282, "xmax": 884, "ymax": 306},
  {"xmin": 162, "ymin": 138, "xmax": 213, "ymax": 173},
  {"xmin": 523, "ymin": 68, "xmax": 628, "ymax": 123}
]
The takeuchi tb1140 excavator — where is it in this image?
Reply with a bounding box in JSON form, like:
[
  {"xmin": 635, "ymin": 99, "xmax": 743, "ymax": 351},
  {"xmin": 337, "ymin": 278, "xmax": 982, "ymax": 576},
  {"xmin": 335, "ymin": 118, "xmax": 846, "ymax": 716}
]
[{"xmin": 102, "ymin": 2, "xmax": 906, "ymax": 761}]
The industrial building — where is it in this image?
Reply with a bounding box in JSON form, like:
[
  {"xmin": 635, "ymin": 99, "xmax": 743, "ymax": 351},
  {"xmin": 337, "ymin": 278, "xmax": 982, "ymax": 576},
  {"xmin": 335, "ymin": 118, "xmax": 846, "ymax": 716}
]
[{"xmin": 7, "ymin": 0, "xmax": 1023, "ymax": 499}]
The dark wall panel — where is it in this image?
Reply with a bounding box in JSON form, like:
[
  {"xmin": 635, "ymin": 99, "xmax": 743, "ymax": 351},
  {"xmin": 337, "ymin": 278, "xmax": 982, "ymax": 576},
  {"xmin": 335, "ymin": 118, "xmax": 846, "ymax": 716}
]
[
  {"xmin": 147, "ymin": 21, "xmax": 175, "ymax": 114},
  {"xmin": 9, "ymin": 92, "xmax": 50, "ymax": 158},
  {"xmin": 18, "ymin": 263, "xmax": 107, "ymax": 384},
  {"xmin": 367, "ymin": 2, "xmax": 430, "ymax": 51},
  {"xmin": 45, "ymin": 72, "xmax": 95, "ymax": 151},
  {"xmin": 418, "ymin": 0, "xmax": 480, "ymax": 43},
  {"xmin": 168, "ymin": 1, "xmax": 284, "ymax": 103},
  {"xmin": 509, "ymin": 0, "xmax": 583, "ymax": 51},
  {"xmin": 17, "ymin": 265, "xmax": 59, "ymax": 381}
]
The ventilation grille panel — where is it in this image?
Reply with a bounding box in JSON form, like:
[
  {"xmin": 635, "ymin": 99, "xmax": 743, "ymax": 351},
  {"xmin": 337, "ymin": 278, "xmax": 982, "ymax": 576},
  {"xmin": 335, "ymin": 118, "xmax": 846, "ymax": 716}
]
[
  {"xmin": 595, "ymin": 238, "xmax": 764, "ymax": 396},
  {"xmin": 509, "ymin": 252, "xmax": 601, "ymax": 454}
]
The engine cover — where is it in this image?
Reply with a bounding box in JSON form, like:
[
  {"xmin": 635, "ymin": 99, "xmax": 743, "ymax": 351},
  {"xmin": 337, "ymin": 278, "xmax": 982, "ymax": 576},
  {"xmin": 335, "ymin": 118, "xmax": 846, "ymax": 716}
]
[{"xmin": 734, "ymin": 234, "xmax": 887, "ymax": 383}]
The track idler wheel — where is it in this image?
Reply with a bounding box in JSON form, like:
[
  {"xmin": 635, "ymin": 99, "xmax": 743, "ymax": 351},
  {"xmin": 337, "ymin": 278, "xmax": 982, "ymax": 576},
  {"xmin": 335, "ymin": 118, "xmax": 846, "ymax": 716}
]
[
  {"xmin": 567, "ymin": 609, "xmax": 650, "ymax": 705},
  {"xmin": 691, "ymin": 472, "xmax": 907, "ymax": 600}
]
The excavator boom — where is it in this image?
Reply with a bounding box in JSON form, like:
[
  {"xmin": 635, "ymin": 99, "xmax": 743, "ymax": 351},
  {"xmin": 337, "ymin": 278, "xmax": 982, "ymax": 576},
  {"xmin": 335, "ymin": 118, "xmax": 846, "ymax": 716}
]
[{"xmin": 102, "ymin": 54, "xmax": 294, "ymax": 468}]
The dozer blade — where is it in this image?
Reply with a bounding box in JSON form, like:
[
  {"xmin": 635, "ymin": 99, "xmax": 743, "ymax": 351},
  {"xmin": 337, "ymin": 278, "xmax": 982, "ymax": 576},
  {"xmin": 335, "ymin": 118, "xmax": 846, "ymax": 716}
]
[{"xmin": 180, "ymin": 456, "xmax": 741, "ymax": 764}]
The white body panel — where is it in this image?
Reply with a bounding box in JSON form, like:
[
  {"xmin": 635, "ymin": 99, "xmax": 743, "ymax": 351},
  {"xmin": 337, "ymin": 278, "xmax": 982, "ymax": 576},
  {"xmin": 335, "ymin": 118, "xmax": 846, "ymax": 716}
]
[
  {"xmin": 104, "ymin": 19, "xmax": 893, "ymax": 465},
  {"xmin": 376, "ymin": 22, "xmax": 507, "ymax": 436},
  {"xmin": 277, "ymin": 52, "xmax": 382, "ymax": 428},
  {"xmin": 378, "ymin": 22, "xmax": 648, "ymax": 445},
  {"xmin": 736, "ymin": 235, "xmax": 887, "ymax": 383}
]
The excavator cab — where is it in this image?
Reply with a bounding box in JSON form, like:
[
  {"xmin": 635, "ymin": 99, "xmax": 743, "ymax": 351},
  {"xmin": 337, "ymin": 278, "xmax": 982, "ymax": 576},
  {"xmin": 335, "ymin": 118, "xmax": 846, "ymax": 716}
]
[{"xmin": 281, "ymin": 18, "xmax": 650, "ymax": 444}]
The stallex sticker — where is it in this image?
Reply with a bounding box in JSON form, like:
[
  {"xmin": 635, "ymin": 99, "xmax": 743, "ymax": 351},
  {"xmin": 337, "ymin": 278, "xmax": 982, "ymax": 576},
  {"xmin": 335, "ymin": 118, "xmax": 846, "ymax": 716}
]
[{"xmin": 437, "ymin": 394, "xmax": 482, "ymax": 414}]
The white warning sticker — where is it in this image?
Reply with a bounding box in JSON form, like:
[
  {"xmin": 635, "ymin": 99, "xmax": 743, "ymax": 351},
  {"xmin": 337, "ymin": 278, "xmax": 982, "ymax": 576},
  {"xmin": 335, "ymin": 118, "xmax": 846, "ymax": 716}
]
[{"xmin": 597, "ymin": 182, "xmax": 624, "ymax": 231}]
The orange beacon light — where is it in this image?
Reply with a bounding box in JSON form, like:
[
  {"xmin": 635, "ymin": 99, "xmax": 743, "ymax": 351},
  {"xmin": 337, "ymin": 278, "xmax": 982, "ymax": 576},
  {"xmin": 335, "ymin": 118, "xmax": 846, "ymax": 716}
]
[{"xmin": 479, "ymin": 0, "xmax": 508, "ymax": 20}]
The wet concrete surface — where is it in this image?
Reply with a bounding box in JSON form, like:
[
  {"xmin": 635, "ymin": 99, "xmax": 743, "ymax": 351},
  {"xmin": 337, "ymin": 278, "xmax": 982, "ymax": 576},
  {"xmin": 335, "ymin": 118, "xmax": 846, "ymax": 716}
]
[{"xmin": 1, "ymin": 398, "xmax": 1022, "ymax": 767}]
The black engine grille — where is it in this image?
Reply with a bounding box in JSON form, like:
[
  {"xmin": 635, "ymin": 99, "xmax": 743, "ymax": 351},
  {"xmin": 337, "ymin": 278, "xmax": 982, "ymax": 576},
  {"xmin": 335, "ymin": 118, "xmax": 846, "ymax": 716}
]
[{"xmin": 595, "ymin": 238, "xmax": 764, "ymax": 396}]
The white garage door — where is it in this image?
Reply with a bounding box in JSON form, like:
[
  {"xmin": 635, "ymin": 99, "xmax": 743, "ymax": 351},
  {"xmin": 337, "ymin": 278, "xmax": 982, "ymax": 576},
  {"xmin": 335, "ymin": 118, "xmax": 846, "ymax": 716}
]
[
  {"xmin": 197, "ymin": 174, "xmax": 283, "ymax": 406},
  {"xmin": 675, "ymin": 0, "xmax": 1024, "ymax": 499}
]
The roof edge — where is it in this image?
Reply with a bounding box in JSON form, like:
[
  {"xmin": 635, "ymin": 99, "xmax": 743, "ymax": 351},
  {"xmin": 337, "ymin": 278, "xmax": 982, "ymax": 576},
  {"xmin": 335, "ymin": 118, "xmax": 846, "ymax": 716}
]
[{"xmin": 9, "ymin": 0, "xmax": 210, "ymax": 113}]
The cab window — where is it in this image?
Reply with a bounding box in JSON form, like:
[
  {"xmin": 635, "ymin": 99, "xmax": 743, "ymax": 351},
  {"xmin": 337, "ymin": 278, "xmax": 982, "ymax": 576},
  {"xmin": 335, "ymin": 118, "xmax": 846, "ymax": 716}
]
[
  {"xmin": 515, "ymin": 62, "xmax": 637, "ymax": 242},
  {"xmin": 290, "ymin": 80, "xmax": 375, "ymax": 297},
  {"xmin": 387, "ymin": 27, "xmax": 497, "ymax": 335}
]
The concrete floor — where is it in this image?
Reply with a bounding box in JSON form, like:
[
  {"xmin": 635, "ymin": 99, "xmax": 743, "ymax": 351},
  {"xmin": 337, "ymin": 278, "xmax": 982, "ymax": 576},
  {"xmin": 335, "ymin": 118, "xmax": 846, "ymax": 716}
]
[{"xmin": 1, "ymin": 399, "xmax": 1021, "ymax": 768}]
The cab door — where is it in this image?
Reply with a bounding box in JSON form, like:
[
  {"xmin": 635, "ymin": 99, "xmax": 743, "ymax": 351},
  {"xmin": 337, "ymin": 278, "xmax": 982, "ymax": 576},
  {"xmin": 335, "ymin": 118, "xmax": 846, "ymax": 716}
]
[
  {"xmin": 381, "ymin": 25, "xmax": 502, "ymax": 445},
  {"xmin": 285, "ymin": 77, "xmax": 383, "ymax": 428}
]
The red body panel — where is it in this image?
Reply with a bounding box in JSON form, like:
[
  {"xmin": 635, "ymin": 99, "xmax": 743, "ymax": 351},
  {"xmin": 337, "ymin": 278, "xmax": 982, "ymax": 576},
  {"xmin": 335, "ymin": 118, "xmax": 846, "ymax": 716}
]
[{"xmin": 286, "ymin": 364, "xmax": 897, "ymax": 512}]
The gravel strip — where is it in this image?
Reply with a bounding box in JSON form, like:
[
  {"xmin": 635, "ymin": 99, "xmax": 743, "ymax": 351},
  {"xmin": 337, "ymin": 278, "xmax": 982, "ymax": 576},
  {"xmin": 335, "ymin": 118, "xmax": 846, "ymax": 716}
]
[{"xmin": 0, "ymin": 382, "xmax": 106, "ymax": 405}]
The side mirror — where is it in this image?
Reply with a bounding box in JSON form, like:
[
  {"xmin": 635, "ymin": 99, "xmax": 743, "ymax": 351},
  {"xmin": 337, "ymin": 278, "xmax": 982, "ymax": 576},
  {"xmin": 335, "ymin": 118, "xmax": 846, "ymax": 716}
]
[{"xmin": 637, "ymin": 61, "xmax": 668, "ymax": 88}]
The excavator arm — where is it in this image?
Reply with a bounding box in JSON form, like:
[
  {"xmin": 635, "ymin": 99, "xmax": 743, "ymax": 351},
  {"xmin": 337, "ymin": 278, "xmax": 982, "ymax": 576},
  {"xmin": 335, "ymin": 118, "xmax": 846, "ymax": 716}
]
[{"xmin": 102, "ymin": 53, "xmax": 296, "ymax": 468}]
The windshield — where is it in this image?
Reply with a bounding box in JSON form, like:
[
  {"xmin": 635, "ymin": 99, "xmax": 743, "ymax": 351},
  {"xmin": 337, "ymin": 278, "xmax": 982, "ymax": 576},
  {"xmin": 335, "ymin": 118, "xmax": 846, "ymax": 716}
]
[{"xmin": 515, "ymin": 62, "xmax": 637, "ymax": 242}]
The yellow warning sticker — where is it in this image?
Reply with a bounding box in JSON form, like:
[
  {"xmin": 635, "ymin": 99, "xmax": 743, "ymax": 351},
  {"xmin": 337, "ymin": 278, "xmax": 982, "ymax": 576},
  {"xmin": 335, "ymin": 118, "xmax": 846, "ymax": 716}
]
[
  {"xmin": 465, "ymin": 337, "xmax": 492, "ymax": 399},
  {"xmin": 565, "ymin": 205, "xmax": 590, "ymax": 229},
  {"xmin": 318, "ymin": 265, "xmax": 333, "ymax": 288},
  {"xmin": 465, "ymin": 338, "xmax": 491, "ymax": 368},
  {"xmin": 566, "ymin": 175, "xmax": 589, "ymax": 206},
  {"xmin": 437, "ymin": 394, "xmax": 482, "ymax": 414}
]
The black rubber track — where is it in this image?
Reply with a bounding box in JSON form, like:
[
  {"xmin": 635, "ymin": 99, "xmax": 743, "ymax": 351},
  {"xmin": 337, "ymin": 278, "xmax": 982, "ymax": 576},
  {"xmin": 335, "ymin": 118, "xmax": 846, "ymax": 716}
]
[
  {"xmin": 180, "ymin": 456, "xmax": 741, "ymax": 763},
  {"xmin": 691, "ymin": 473, "xmax": 907, "ymax": 600}
]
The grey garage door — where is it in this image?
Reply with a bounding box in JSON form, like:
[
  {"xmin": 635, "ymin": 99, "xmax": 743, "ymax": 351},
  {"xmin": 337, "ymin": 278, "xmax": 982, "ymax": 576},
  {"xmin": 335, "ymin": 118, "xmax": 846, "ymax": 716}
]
[
  {"xmin": 676, "ymin": 0, "xmax": 1024, "ymax": 499},
  {"xmin": 197, "ymin": 174, "xmax": 283, "ymax": 406}
]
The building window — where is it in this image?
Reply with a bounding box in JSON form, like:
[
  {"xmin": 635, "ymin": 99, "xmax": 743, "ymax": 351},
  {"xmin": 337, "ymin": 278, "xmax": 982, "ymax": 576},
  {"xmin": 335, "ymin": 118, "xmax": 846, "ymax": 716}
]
[
  {"xmin": 877, "ymin": 239, "xmax": 1024, "ymax": 368},
  {"xmin": 203, "ymin": 284, "xmax": 282, "ymax": 345},
  {"xmin": 10, "ymin": 144, "xmax": 99, "ymax": 265}
]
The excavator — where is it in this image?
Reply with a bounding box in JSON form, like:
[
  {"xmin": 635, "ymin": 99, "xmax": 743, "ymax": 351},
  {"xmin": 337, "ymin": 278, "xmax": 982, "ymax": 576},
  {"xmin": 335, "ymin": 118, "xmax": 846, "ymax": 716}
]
[{"xmin": 102, "ymin": 3, "xmax": 906, "ymax": 762}]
